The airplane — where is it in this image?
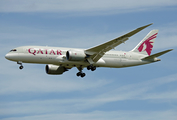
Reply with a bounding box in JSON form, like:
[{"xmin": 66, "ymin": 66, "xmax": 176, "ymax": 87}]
[{"xmin": 5, "ymin": 23, "xmax": 173, "ymax": 78}]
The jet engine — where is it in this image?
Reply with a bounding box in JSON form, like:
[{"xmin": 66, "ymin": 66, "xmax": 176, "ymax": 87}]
[
  {"xmin": 45, "ymin": 64, "xmax": 67, "ymax": 75},
  {"xmin": 66, "ymin": 50, "xmax": 86, "ymax": 61}
]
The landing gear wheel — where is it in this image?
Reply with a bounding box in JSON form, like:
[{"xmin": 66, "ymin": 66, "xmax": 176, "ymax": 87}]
[
  {"xmin": 76, "ymin": 72, "xmax": 86, "ymax": 78},
  {"xmin": 19, "ymin": 66, "xmax": 23, "ymax": 69},
  {"xmin": 87, "ymin": 66, "xmax": 91, "ymax": 70},
  {"xmin": 91, "ymin": 66, "xmax": 96, "ymax": 71},
  {"xmin": 77, "ymin": 72, "xmax": 81, "ymax": 77},
  {"xmin": 81, "ymin": 73, "xmax": 86, "ymax": 78},
  {"xmin": 87, "ymin": 65, "xmax": 96, "ymax": 71}
]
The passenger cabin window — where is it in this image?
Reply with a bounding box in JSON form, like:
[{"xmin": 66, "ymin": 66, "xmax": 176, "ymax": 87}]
[{"xmin": 10, "ymin": 49, "xmax": 17, "ymax": 52}]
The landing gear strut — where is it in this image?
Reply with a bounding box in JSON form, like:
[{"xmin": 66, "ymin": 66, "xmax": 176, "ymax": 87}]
[
  {"xmin": 17, "ymin": 61, "xmax": 24, "ymax": 69},
  {"xmin": 76, "ymin": 66, "xmax": 86, "ymax": 78}
]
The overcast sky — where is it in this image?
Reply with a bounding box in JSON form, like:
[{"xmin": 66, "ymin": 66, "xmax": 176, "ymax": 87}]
[{"xmin": 0, "ymin": 0, "xmax": 177, "ymax": 120}]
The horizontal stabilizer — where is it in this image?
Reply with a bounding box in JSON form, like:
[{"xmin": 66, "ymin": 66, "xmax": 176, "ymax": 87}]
[{"xmin": 142, "ymin": 49, "xmax": 173, "ymax": 61}]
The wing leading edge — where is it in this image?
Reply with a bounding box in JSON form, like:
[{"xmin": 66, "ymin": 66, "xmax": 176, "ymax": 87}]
[{"xmin": 85, "ymin": 23, "xmax": 153, "ymax": 63}]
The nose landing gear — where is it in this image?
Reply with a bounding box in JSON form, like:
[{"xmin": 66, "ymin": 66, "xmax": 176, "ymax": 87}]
[
  {"xmin": 19, "ymin": 66, "xmax": 23, "ymax": 69},
  {"xmin": 17, "ymin": 61, "xmax": 24, "ymax": 69}
]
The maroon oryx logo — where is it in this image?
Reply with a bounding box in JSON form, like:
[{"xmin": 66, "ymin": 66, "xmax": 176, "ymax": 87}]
[{"xmin": 138, "ymin": 33, "xmax": 157, "ymax": 56}]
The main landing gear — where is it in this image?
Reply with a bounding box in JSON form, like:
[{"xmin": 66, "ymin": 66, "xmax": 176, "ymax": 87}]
[
  {"xmin": 76, "ymin": 66, "xmax": 86, "ymax": 78},
  {"xmin": 76, "ymin": 65, "xmax": 96, "ymax": 78},
  {"xmin": 17, "ymin": 61, "xmax": 24, "ymax": 69},
  {"xmin": 87, "ymin": 65, "xmax": 96, "ymax": 71},
  {"xmin": 76, "ymin": 72, "xmax": 86, "ymax": 78}
]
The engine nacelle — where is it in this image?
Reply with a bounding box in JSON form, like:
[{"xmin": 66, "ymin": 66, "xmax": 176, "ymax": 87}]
[
  {"xmin": 45, "ymin": 64, "xmax": 66, "ymax": 75},
  {"xmin": 66, "ymin": 50, "xmax": 86, "ymax": 61}
]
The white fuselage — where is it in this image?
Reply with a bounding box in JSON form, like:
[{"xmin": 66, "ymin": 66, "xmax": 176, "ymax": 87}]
[
  {"xmin": 5, "ymin": 25, "xmax": 172, "ymax": 77},
  {"xmin": 5, "ymin": 46, "xmax": 154, "ymax": 69}
]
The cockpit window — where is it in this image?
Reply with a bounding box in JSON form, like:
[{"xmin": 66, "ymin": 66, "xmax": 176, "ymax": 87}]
[{"xmin": 10, "ymin": 49, "xmax": 17, "ymax": 52}]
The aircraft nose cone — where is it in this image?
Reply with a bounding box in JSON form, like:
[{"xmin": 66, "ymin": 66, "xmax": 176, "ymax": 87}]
[
  {"xmin": 5, "ymin": 53, "xmax": 9, "ymax": 60},
  {"xmin": 5, "ymin": 53, "xmax": 11, "ymax": 60}
]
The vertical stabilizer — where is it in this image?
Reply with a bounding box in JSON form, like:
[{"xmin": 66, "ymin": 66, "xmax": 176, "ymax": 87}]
[{"xmin": 131, "ymin": 30, "xmax": 159, "ymax": 56}]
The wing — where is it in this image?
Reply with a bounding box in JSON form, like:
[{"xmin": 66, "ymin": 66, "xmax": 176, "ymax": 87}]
[{"xmin": 85, "ymin": 23, "xmax": 153, "ymax": 63}]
